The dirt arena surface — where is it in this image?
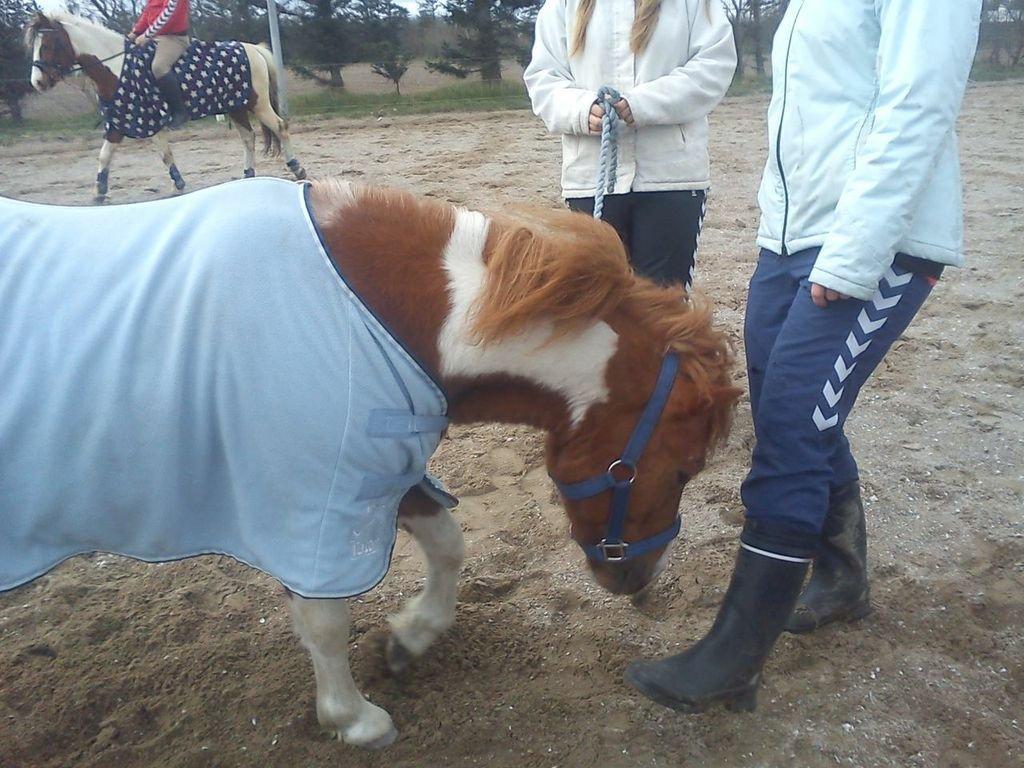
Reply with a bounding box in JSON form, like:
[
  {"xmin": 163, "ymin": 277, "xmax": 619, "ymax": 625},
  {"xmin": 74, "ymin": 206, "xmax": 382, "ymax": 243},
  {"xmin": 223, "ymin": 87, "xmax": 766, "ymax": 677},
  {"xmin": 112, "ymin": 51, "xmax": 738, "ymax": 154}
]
[{"xmin": 1, "ymin": 81, "xmax": 1022, "ymax": 768}]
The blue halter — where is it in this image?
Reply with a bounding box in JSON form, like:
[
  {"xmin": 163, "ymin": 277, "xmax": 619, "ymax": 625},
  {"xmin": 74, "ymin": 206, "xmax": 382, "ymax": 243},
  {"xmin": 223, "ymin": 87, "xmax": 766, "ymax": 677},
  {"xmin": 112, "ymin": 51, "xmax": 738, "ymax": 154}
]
[{"xmin": 553, "ymin": 352, "xmax": 683, "ymax": 562}]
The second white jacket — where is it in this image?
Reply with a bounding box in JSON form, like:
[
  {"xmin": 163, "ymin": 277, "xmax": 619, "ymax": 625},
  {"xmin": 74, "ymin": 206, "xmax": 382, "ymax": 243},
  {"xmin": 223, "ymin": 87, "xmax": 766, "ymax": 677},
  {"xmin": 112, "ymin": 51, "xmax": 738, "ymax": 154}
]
[
  {"xmin": 524, "ymin": 0, "xmax": 736, "ymax": 197},
  {"xmin": 757, "ymin": 0, "xmax": 983, "ymax": 299}
]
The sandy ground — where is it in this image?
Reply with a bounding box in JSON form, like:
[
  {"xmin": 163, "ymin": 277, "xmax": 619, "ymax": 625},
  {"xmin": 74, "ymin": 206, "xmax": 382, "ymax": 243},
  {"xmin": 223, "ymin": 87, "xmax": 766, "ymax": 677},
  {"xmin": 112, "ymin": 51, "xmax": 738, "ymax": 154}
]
[{"xmin": 1, "ymin": 81, "xmax": 1022, "ymax": 768}]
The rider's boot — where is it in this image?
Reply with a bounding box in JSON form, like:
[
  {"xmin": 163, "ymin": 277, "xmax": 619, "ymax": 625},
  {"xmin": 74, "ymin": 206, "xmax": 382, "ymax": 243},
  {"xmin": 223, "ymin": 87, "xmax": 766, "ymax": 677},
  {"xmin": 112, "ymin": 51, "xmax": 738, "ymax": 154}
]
[
  {"xmin": 156, "ymin": 73, "xmax": 188, "ymax": 129},
  {"xmin": 785, "ymin": 481, "xmax": 871, "ymax": 633},
  {"xmin": 624, "ymin": 535, "xmax": 809, "ymax": 712}
]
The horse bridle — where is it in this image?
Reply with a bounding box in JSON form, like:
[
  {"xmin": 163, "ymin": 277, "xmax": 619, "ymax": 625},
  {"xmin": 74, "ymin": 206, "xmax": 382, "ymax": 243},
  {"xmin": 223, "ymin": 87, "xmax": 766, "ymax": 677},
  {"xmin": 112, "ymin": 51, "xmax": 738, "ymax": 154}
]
[
  {"xmin": 553, "ymin": 351, "xmax": 683, "ymax": 563},
  {"xmin": 31, "ymin": 27, "xmax": 122, "ymax": 86}
]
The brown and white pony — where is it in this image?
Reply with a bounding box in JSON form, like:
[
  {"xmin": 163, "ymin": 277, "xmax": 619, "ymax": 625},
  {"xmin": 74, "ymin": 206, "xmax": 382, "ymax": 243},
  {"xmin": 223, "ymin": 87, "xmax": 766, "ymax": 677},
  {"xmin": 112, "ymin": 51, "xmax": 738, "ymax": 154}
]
[
  {"xmin": 282, "ymin": 180, "xmax": 740, "ymax": 747},
  {"xmin": 24, "ymin": 11, "xmax": 306, "ymax": 203}
]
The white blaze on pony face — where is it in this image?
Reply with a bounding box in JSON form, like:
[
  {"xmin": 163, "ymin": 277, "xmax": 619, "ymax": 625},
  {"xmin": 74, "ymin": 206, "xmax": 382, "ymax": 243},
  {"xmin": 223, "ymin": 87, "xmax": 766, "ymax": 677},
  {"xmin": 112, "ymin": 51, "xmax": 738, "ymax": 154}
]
[
  {"xmin": 437, "ymin": 208, "xmax": 619, "ymax": 425},
  {"xmin": 30, "ymin": 34, "xmax": 49, "ymax": 91}
]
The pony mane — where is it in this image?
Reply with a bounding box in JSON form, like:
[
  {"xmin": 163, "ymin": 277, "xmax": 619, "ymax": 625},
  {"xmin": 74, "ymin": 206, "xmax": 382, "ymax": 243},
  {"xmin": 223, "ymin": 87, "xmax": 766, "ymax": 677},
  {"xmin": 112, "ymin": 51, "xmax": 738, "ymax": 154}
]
[
  {"xmin": 474, "ymin": 206, "xmax": 634, "ymax": 342},
  {"xmin": 311, "ymin": 178, "xmax": 455, "ymax": 235},
  {"xmin": 474, "ymin": 206, "xmax": 737, "ymax": 442},
  {"xmin": 620, "ymin": 282, "xmax": 738, "ymax": 449},
  {"xmin": 23, "ymin": 12, "xmax": 48, "ymax": 49},
  {"xmin": 24, "ymin": 10, "xmax": 113, "ymax": 50}
]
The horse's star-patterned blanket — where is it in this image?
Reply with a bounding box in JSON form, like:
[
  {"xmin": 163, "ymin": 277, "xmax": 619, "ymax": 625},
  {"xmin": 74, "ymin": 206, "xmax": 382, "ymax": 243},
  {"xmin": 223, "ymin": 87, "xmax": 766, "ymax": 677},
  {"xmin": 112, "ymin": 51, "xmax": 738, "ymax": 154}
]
[
  {"xmin": 0, "ymin": 178, "xmax": 454, "ymax": 598},
  {"xmin": 103, "ymin": 39, "xmax": 251, "ymax": 139}
]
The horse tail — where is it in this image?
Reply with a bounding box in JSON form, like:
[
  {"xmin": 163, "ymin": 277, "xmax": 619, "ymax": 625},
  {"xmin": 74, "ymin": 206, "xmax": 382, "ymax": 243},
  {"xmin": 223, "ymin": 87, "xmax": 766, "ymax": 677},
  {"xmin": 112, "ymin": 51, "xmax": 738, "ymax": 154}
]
[{"xmin": 254, "ymin": 43, "xmax": 283, "ymax": 157}]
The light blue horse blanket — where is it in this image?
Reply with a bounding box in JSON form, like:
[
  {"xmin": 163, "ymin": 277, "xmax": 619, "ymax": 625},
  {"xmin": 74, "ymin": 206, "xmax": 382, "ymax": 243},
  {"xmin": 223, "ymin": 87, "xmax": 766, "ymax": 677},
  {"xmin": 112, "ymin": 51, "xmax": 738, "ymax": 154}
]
[{"xmin": 0, "ymin": 177, "xmax": 453, "ymax": 598}]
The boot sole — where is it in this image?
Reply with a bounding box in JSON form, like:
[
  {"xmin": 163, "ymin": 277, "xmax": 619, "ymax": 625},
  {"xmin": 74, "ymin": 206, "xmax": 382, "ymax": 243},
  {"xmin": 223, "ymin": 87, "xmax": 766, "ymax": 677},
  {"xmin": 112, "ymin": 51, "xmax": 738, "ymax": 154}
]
[
  {"xmin": 785, "ymin": 599, "xmax": 872, "ymax": 635},
  {"xmin": 625, "ymin": 668, "xmax": 758, "ymax": 714}
]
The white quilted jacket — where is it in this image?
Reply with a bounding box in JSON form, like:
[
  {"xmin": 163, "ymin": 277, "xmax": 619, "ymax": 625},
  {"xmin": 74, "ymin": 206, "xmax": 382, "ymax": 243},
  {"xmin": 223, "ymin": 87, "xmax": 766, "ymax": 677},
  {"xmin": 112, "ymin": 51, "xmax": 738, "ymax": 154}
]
[{"xmin": 524, "ymin": 0, "xmax": 736, "ymax": 197}]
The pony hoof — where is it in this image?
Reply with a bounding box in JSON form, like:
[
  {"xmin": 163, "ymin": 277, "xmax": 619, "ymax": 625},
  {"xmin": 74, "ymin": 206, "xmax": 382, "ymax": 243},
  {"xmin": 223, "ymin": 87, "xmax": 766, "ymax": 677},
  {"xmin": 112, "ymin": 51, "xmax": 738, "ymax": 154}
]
[
  {"xmin": 243, "ymin": 167, "xmax": 255, "ymax": 179},
  {"xmin": 356, "ymin": 724, "xmax": 397, "ymax": 750},
  {"xmin": 333, "ymin": 705, "xmax": 397, "ymax": 749},
  {"xmin": 286, "ymin": 158, "xmax": 306, "ymax": 180},
  {"xmin": 168, "ymin": 164, "xmax": 186, "ymax": 191},
  {"xmin": 385, "ymin": 635, "xmax": 414, "ymax": 676}
]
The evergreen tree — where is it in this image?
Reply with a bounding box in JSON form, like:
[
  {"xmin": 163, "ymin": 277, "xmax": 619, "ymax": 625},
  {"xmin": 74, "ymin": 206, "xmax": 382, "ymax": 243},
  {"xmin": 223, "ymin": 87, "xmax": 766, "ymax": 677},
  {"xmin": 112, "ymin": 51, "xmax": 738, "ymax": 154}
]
[
  {"xmin": 427, "ymin": 0, "xmax": 538, "ymax": 82},
  {"xmin": 349, "ymin": 0, "xmax": 407, "ymax": 55},
  {"xmin": 293, "ymin": 0, "xmax": 355, "ymax": 87},
  {"xmin": 0, "ymin": 0, "xmax": 37, "ymax": 123}
]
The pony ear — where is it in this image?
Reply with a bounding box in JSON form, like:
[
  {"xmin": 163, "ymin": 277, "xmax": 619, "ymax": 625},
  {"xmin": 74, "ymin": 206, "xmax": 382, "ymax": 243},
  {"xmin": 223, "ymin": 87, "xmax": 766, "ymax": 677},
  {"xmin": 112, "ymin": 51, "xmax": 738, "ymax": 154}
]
[
  {"xmin": 471, "ymin": 214, "xmax": 631, "ymax": 342},
  {"xmin": 715, "ymin": 384, "xmax": 744, "ymax": 407}
]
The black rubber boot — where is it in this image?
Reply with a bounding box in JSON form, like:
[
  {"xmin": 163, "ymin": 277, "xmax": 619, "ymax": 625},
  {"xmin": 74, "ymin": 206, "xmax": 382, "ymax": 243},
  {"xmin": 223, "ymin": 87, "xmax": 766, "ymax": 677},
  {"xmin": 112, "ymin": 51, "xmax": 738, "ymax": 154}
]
[
  {"xmin": 785, "ymin": 482, "xmax": 871, "ymax": 634},
  {"xmin": 624, "ymin": 544, "xmax": 809, "ymax": 712},
  {"xmin": 155, "ymin": 73, "xmax": 188, "ymax": 129}
]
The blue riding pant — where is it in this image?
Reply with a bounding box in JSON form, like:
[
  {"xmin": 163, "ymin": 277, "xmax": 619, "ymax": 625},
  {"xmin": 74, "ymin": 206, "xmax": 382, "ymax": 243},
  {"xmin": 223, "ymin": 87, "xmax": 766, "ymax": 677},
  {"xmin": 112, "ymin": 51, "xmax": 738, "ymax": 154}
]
[{"xmin": 740, "ymin": 248, "xmax": 938, "ymax": 557}]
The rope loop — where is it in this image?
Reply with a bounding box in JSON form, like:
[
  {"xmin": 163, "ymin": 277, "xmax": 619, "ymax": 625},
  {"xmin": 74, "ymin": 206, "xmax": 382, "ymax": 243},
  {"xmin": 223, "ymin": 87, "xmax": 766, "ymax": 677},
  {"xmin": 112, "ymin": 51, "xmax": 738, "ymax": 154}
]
[{"xmin": 592, "ymin": 85, "xmax": 622, "ymax": 221}]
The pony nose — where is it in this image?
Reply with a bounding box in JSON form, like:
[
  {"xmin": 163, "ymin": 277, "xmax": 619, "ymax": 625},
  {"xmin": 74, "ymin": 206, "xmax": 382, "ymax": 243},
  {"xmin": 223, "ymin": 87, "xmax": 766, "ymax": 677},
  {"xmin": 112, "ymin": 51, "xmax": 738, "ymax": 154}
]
[{"xmin": 589, "ymin": 559, "xmax": 655, "ymax": 595}]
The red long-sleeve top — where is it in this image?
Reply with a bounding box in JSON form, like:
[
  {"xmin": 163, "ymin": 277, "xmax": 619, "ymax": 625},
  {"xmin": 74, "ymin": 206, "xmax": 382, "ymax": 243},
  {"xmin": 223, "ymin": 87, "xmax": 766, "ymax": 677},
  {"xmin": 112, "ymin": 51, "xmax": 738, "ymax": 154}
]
[{"xmin": 132, "ymin": 0, "xmax": 190, "ymax": 38}]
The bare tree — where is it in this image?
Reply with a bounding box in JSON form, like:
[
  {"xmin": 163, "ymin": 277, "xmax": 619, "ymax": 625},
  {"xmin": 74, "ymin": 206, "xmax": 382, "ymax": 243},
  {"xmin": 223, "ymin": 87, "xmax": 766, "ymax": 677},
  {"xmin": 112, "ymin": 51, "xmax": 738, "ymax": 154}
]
[
  {"xmin": 986, "ymin": 1, "xmax": 1024, "ymax": 67},
  {"xmin": 372, "ymin": 49, "xmax": 410, "ymax": 93},
  {"xmin": 721, "ymin": 0, "xmax": 789, "ymax": 79}
]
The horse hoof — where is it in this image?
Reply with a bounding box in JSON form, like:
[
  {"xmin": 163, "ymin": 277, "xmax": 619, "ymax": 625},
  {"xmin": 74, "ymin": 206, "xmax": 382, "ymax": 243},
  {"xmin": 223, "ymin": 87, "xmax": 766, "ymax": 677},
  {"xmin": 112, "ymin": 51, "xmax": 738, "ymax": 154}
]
[
  {"xmin": 174, "ymin": 180, "xmax": 186, "ymax": 192},
  {"xmin": 93, "ymin": 194, "xmax": 108, "ymax": 205},
  {"xmin": 293, "ymin": 167, "xmax": 307, "ymax": 181},
  {"xmin": 243, "ymin": 168, "xmax": 256, "ymax": 179},
  {"xmin": 385, "ymin": 635, "xmax": 414, "ymax": 676}
]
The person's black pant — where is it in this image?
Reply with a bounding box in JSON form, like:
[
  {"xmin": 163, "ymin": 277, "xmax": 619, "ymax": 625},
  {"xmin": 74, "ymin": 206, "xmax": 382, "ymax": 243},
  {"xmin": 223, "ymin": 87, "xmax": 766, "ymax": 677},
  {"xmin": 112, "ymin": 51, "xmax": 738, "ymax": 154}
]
[{"xmin": 567, "ymin": 190, "xmax": 707, "ymax": 287}]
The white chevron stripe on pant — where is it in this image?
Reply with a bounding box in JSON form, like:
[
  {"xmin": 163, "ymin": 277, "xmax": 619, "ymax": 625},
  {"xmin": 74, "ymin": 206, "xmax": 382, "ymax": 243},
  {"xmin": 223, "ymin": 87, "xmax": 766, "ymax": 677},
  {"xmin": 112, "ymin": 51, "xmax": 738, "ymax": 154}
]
[
  {"xmin": 688, "ymin": 194, "xmax": 707, "ymax": 291},
  {"xmin": 812, "ymin": 267, "xmax": 910, "ymax": 432}
]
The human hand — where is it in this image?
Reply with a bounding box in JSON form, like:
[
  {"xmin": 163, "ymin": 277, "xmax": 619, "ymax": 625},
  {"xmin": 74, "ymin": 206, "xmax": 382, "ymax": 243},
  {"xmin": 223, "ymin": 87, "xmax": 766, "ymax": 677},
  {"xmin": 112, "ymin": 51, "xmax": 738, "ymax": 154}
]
[
  {"xmin": 613, "ymin": 98, "xmax": 634, "ymax": 125},
  {"xmin": 811, "ymin": 283, "xmax": 850, "ymax": 308},
  {"xmin": 588, "ymin": 98, "xmax": 635, "ymax": 134}
]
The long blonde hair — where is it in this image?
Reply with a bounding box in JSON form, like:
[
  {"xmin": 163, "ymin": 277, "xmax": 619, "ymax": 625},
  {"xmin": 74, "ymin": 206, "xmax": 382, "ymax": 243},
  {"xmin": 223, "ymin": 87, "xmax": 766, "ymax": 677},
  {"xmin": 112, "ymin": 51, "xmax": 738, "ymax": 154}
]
[
  {"xmin": 569, "ymin": 0, "xmax": 710, "ymax": 58},
  {"xmin": 569, "ymin": 0, "xmax": 664, "ymax": 57}
]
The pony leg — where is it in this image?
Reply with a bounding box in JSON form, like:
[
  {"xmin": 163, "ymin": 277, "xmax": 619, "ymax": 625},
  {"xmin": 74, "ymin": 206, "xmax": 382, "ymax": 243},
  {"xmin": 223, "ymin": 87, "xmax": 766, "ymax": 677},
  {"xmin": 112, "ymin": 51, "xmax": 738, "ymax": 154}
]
[
  {"xmin": 286, "ymin": 594, "xmax": 397, "ymax": 749},
  {"xmin": 277, "ymin": 122, "xmax": 307, "ymax": 181},
  {"xmin": 251, "ymin": 99, "xmax": 306, "ymax": 181},
  {"xmin": 230, "ymin": 110, "xmax": 256, "ymax": 178},
  {"xmin": 153, "ymin": 131, "xmax": 185, "ymax": 192},
  {"xmin": 387, "ymin": 490, "xmax": 464, "ymax": 675},
  {"xmin": 95, "ymin": 138, "xmax": 119, "ymax": 203}
]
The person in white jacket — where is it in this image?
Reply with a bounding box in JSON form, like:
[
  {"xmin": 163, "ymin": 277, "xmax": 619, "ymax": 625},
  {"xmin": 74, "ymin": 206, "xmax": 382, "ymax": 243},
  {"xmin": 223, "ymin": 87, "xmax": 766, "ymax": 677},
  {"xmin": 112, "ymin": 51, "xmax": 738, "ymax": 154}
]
[
  {"xmin": 626, "ymin": 0, "xmax": 983, "ymax": 714},
  {"xmin": 524, "ymin": 0, "xmax": 736, "ymax": 286}
]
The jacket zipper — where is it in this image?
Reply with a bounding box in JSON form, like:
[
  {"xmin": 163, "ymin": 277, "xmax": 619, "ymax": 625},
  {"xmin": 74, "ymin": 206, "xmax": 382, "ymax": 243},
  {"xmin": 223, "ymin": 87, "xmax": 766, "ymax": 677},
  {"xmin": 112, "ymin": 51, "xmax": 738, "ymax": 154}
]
[{"xmin": 775, "ymin": 1, "xmax": 806, "ymax": 257}]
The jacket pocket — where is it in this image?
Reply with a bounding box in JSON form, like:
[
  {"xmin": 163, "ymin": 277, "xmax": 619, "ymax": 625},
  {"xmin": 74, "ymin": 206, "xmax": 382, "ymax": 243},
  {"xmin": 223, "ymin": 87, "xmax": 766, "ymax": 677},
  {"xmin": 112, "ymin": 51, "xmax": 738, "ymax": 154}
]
[
  {"xmin": 562, "ymin": 134, "xmax": 582, "ymax": 170},
  {"xmin": 852, "ymin": 93, "xmax": 878, "ymax": 170}
]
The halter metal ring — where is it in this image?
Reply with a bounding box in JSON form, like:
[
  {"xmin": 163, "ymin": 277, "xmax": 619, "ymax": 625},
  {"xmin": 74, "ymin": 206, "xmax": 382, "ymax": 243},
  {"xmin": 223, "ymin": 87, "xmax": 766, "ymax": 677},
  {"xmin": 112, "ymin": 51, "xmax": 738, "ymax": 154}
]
[
  {"xmin": 598, "ymin": 539, "xmax": 629, "ymax": 562},
  {"xmin": 606, "ymin": 459, "xmax": 637, "ymax": 486}
]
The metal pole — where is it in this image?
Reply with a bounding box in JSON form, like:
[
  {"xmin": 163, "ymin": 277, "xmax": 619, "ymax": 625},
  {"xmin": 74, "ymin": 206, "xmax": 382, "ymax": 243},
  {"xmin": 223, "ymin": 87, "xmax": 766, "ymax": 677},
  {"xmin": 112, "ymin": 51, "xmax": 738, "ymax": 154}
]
[{"xmin": 266, "ymin": 0, "xmax": 290, "ymax": 117}]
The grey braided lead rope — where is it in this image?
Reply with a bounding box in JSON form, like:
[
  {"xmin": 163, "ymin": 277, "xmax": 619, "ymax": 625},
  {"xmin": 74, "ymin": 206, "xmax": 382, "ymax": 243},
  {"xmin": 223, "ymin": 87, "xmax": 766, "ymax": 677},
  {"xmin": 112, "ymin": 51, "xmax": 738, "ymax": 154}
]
[{"xmin": 592, "ymin": 85, "xmax": 621, "ymax": 221}]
